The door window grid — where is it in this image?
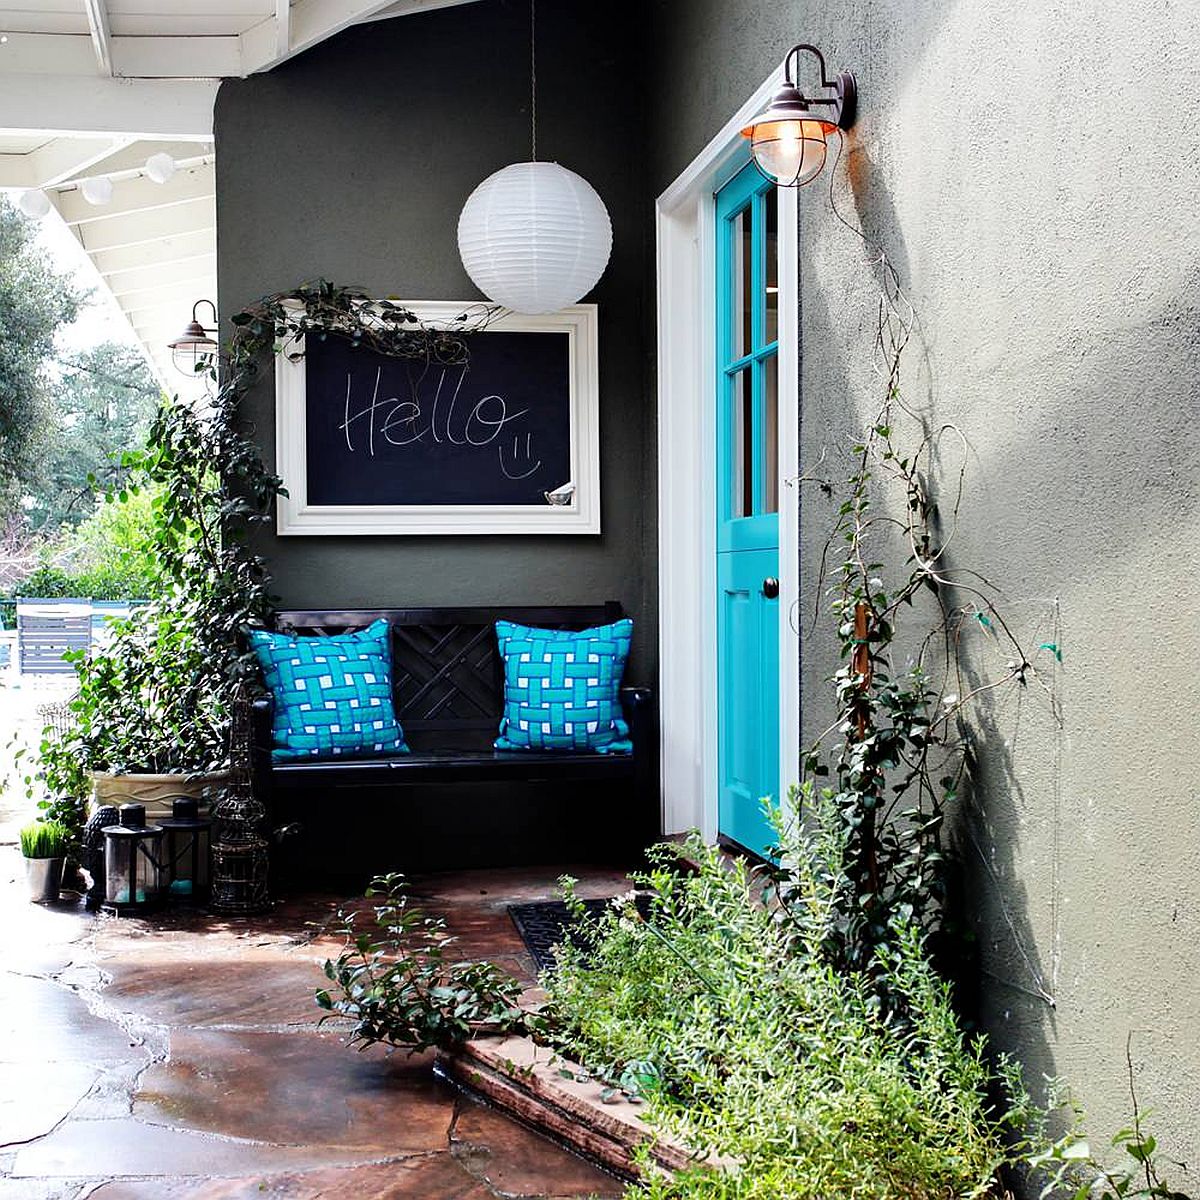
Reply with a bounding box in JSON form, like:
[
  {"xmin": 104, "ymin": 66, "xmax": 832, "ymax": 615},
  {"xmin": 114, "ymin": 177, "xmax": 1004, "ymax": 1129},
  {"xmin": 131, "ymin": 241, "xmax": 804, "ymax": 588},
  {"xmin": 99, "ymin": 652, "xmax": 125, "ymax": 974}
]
[{"xmin": 721, "ymin": 179, "xmax": 779, "ymax": 522}]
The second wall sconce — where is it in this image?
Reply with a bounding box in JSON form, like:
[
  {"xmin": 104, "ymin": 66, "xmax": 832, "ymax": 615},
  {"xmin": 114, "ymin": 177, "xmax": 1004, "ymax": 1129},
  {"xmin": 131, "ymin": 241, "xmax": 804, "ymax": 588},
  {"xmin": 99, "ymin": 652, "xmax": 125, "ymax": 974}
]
[{"xmin": 741, "ymin": 43, "xmax": 857, "ymax": 187}]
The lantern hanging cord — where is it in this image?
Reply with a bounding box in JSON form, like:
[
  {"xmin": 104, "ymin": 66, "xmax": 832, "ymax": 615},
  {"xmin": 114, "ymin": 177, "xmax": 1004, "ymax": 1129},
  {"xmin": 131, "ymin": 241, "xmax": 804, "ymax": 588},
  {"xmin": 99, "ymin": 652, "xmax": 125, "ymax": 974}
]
[{"xmin": 530, "ymin": 0, "xmax": 537, "ymax": 161}]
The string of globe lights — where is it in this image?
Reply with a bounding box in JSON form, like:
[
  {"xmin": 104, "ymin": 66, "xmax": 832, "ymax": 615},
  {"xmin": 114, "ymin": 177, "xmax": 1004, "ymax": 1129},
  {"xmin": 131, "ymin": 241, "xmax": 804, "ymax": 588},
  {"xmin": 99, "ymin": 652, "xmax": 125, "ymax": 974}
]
[{"xmin": 14, "ymin": 149, "xmax": 212, "ymax": 221}]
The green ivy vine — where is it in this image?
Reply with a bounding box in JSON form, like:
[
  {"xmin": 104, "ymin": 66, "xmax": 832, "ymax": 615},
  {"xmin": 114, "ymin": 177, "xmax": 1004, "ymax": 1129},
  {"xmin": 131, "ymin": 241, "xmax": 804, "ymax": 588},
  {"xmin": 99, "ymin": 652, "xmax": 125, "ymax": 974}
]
[{"xmin": 790, "ymin": 239, "xmax": 1062, "ymax": 985}]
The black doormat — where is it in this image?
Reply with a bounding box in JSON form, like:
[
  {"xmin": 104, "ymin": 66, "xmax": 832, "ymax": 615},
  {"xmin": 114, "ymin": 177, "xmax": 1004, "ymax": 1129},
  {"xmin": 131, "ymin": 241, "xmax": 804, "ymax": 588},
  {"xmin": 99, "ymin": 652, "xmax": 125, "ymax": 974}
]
[{"xmin": 508, "ymin": 895, "xmax": 653, "ymax": 974}]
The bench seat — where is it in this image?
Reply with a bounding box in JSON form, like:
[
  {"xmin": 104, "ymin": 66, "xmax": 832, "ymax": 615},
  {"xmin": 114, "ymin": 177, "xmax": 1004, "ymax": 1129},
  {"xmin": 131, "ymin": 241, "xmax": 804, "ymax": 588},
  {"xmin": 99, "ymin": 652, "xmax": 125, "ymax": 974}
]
[{"xmin": 237, "ymin": 604, "xmax": 656, "ymax": 881}]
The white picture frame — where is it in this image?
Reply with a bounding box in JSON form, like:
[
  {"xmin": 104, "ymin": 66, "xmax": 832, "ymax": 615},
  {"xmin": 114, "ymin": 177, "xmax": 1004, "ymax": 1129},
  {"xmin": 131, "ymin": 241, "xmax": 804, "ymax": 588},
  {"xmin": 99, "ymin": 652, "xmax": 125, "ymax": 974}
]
[{"xmin": 274, "ymin": 301, "xmax": 600, "ymax": 535}]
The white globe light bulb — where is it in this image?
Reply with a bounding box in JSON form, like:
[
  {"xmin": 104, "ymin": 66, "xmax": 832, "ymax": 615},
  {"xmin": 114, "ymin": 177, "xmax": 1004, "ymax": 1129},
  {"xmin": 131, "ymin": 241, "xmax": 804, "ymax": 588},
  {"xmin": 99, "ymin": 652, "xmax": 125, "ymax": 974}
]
[
  {"xmin": 145, "ymin": 152, "xmax": 176, "ymax": 185},
  {"xmin": 457, "ymin": 161, "xmax": 612, "ymax": 315},
  {"xmin": 16, "ymin": 188, "xmax": 50, "ymax": 219},
  {"xmin": 80, "ymin": 176, "xmax": 113, "ymax": 206}
]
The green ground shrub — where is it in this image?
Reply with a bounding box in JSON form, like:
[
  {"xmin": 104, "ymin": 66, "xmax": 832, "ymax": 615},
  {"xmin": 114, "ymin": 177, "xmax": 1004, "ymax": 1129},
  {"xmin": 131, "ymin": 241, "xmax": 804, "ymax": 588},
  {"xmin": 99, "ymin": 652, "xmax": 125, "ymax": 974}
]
[{"xmin": 539, "ymin": 787, "xmax": 1029, "ymax": 1200}]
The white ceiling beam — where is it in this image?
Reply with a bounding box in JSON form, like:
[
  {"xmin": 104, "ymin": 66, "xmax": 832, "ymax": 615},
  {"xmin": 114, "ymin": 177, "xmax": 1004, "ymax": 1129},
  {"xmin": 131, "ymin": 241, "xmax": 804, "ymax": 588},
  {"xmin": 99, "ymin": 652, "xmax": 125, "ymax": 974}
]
[
  {"xmin": 0, "ymin": 33, "xmax": 97, "ymax": 73},
  {"xmin": 30, "ymin": 135, "xmax": 133, "ymax": 186},
  {"xmin": 56, "ymin": 164, "xmax": 214, "ymax": 226},
  {"xmin": 60, "ymin": 141, "xmax": 212, "ymax": 181},
  {"xmin": 0, "ymin": 135, "xmax": 132, "ymax": 187},
  {"xmin": 83, "ymin": 0, "xmax": 113, "ymax": 76},
  {"xmin": 106, "ymin": 262, "xmax": 215, "ymax": 301},
  {"xmin": 241, "ymin": 0, "xmax": 399, "ymax": 74},
  {"xmin": 360, "ymin": 0, "xmax": 483, "ymax": 23},
  {"xmin": 129, "ymin": 301, "xmax": 214, "ymax": 333},
  {"xmin": 71, "ymin": 198, "xmax": 214, "ymax": 252},
  {"xmin": 90, "ymin": 230, "xmax": 216, "ymax": 277},
  {"xmin": 0, "ymin": 31, "xmax": 236, "ymax": 80},
  {"xmin": 276, "ymin": 0, "xmax": 291, "ymax": 59},
  {"xmin": 0, "ymin": 76, "xmax": 216, "ymax": 138},
  {"xmin": 110, "ymin": 35, "xmax": 241, "ymax": 80},
  {"xmin": 100, "ymin": 254, "xmax": 216, "ymax": 296}
]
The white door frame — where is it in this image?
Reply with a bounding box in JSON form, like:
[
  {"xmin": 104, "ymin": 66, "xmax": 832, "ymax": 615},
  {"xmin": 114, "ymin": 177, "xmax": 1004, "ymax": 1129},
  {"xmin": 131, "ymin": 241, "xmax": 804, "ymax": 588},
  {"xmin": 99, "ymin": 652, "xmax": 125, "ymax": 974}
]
[{"xmin": 656, "ymin": 65, "xmax": 801, "ymax": 839}]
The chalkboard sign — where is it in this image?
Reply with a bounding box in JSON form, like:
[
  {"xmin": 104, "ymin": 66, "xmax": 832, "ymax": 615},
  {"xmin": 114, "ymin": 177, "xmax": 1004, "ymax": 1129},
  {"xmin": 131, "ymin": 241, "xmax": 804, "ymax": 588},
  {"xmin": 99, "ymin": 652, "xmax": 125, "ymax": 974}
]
[
  {"xmin": 275, "ymin": 302, "xmax": 600, "ymax": 535},
  {"xmin": 304, "ymin": 330, "xmax": 570, "ymax": 507}
]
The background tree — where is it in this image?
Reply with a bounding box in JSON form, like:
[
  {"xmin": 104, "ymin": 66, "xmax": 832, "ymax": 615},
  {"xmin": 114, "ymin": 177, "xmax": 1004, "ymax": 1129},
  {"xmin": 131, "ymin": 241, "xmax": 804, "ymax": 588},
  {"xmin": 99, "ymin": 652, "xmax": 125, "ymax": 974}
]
[
  {"xmin": 24, "ymin": 342, "xmax": 162, "ymax": 531},
  {"xmin": 0, "ymin": 198, "xmax": 79, "ymax": 516}
]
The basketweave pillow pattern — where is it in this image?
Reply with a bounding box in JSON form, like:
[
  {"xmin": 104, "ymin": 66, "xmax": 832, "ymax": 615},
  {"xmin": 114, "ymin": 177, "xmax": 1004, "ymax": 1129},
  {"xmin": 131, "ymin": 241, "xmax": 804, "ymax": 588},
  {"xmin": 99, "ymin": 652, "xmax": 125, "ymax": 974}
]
[
  {"xmin": 248, "ymin": 618, "xmax": 410, "ymax": 762},
  {"xmin": 494, "ymin": 618, "xmax": 633, "ymax": 754}
]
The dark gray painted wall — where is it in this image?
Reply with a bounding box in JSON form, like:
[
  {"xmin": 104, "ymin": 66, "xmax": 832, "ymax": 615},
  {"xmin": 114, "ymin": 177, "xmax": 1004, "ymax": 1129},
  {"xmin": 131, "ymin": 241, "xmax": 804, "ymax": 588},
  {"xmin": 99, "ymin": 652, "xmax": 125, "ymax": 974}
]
[
  {"xmin": 214, "ymin": 0, "xmax": 655, "ymax": 680},
  {"xmin": 644, "ymin": 0, "xmax": 1200, "ymax": 1166}
]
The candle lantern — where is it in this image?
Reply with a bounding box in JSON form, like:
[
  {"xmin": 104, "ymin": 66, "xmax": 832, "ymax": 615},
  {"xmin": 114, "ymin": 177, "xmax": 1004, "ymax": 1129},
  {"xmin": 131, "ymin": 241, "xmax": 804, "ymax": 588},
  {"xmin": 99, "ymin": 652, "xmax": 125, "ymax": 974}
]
[
  {"xmin": 159, "ymin": 797, "xmax": 212, "ymax": 903},
  {"xmin": 103, "ymin": 804, "xmax": 165, "ymax": 914}
]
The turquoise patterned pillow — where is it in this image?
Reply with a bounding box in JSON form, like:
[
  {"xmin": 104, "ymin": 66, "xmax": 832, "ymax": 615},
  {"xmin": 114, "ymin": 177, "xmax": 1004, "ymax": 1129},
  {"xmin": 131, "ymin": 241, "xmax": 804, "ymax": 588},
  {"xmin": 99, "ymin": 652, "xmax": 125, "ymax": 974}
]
[
  {"xmin": 248, "ymin": 619, "xmax": 410, "ymax": 762},
  {"xmin": 494, "ymin": 618, "xmax": 633, "ymax": 754}
]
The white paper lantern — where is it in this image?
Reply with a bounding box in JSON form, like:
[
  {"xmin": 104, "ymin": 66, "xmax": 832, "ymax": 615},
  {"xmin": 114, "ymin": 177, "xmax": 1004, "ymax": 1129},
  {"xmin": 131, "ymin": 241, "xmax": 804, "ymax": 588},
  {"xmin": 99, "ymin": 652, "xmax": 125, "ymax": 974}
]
[
  {"xmin": 144, "ymin": 152, "xmax": 176, "ymax": 185},
  {"xmin": 16, "ymin": 188, "xmax": 50, "ymax": 219},
  {"xmin": 80, "ymin": 176, "xmax": 113, "ymax": 206},
  {"xmin": 457, "ymin": 161, "xmax": 612, "ymax": 314}
]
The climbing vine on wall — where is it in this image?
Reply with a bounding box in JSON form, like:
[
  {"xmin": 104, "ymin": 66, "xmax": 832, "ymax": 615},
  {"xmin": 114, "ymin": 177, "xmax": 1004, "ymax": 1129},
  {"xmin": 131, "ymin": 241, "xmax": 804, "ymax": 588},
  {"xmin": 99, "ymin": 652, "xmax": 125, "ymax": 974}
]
[{"xmin": 786, "ymin": 154, "xmax": 1063, "ymax": 986}]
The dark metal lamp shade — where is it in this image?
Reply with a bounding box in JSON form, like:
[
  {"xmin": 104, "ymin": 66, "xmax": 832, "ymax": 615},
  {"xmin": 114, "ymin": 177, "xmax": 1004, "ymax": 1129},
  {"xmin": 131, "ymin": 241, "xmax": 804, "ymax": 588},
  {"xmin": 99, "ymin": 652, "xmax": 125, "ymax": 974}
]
[{"xmin": 741, "ymin": 44, "xmax": 857, "ymax": 188}]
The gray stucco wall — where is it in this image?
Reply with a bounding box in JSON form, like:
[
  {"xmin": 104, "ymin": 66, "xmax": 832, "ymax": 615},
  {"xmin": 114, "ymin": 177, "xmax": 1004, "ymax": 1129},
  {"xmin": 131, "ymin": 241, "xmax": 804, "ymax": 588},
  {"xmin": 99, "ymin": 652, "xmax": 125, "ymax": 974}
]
[
  {"xmin": 648, "ymin": 0, "xmax": 1200, "ymax": 1167},
  {"xmin": 214, "ymin": 0, "xmax": 655, "ymax": 681},
  {"xmin": 216, "ymin": 0, "xmax": 1200, "ymax": 1168}
]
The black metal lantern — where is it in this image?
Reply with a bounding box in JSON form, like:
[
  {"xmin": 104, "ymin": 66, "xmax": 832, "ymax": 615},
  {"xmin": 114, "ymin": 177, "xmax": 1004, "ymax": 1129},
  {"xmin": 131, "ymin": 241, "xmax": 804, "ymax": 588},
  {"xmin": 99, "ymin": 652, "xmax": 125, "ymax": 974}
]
[
  {"xmin": 102, "ymin": 804, "xmax": 165, "ymax": 914},
  {"xmin": 741, "ymin": 43, "xmax": 857, "ymax": 188},
  {"xmin": 159, "ymin": 797, "xmax": 212, "ymax": 904}
]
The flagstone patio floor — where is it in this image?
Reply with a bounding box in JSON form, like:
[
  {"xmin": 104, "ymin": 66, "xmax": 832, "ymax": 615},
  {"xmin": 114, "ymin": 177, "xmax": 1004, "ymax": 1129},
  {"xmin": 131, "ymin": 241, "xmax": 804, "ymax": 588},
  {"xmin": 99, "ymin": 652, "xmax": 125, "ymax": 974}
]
[{"xmin": 0, "ymin": 848, "xmax": 632, "ymax": 1200}]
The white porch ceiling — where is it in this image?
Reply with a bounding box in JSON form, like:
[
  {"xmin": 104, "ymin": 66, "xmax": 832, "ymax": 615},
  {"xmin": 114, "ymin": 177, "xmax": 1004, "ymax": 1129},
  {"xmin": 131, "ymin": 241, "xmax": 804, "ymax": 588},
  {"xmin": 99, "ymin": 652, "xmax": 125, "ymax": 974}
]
[{"xmin": 0, "ymin": 0, "xmax": 479, "ymax": 398}]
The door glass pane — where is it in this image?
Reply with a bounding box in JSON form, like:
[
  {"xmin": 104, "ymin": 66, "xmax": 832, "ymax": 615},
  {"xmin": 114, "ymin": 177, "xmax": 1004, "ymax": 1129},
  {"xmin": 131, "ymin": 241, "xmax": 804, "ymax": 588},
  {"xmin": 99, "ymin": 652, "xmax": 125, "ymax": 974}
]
[
  {"xmin": 763, "ymin": 354, "xmax": 778, "ymax": 514},
  {"xmin": 764, "ymin": 188, "xmax": 778, "ymax": 344},
  {"xmin": 731, "ymin": 207, "xmax": 752, "ymax": 360},
  {"xmin": 730, "ymin": 368, "xmax": 753, "ymax": 518}
]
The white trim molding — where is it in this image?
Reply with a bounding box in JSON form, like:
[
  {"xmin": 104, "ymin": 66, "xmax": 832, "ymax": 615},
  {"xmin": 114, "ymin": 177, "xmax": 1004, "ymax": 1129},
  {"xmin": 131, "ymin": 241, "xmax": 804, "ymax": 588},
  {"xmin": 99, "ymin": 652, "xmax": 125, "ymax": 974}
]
[
  {"xmin": 275, "ymin": 301, "xmax": 601, "ymax": 537},
  {"xmin": 655, "ymin": 63, "xmax": 801, "ymax": 839}
]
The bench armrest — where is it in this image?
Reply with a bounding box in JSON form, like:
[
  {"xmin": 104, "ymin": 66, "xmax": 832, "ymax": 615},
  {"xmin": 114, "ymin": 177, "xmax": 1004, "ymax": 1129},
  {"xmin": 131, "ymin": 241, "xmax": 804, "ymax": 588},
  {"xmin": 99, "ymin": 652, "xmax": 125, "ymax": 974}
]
[{"xmin": 620, "ymin": 686, "xmax": 659, "ymax": 846}]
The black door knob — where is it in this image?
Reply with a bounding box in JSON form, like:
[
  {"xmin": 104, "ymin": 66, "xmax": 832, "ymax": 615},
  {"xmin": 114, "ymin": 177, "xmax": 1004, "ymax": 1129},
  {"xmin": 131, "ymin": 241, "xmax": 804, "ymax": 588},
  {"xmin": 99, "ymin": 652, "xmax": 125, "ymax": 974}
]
[{"xmin": 762, "ymin": 577, "xmax": 779, "ymax": 599}]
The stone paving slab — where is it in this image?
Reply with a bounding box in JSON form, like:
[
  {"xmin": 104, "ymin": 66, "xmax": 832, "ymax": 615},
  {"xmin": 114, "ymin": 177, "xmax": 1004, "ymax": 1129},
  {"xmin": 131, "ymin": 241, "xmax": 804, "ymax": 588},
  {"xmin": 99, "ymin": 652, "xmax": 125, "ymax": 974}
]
[
  {"xmin": 9, "ymin": 1118, "xmax": 391, "ymax": 1179},
  {"xmin": 0, "ymin": 849, "xmax": 629, "ymax": 1199},
  {"xmin": 135, "ymin": 1032, "xmax": 457, "ymax": 1151},
  {"xmin": 86, "ymin": 1156, "xmax": 497, "ymax": 1199},
  {"xmin": 451, "ymin": 1096, "xmax": 623, "ymax": 1198},
  {"xmin": 98, "ymin": 959, "xmax": 330, "ymax": 1031}
]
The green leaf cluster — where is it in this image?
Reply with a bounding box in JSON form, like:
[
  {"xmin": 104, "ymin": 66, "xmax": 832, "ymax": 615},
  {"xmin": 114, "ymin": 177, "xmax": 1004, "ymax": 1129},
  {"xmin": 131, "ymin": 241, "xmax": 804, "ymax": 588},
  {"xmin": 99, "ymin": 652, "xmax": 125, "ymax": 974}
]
[
  {"xmin": 0, "ymin": 198, "xmax": 81, "ymax": 516},
  {"xmin": 315, "ymin": 873, "xmax": 527, "ymax": 1054},
  {"xmin": 540, "ymin": 787, "xmax": 1031, "ymax": 1199},
  {"xmin": 19, "ymin": 819, "xmax": 71, "ymax": 859},
  {"xmin": 29, "ymin": 280, "xmax": 485, "ymax": 849}
]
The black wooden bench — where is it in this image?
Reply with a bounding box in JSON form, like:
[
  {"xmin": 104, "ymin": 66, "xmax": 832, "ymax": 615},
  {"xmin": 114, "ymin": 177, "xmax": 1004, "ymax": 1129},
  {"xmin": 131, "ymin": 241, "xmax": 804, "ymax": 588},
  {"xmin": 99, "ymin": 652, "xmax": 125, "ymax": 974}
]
[{"xmin": 238, "ymin": 602, "xmax": 656, "ymax": 881}]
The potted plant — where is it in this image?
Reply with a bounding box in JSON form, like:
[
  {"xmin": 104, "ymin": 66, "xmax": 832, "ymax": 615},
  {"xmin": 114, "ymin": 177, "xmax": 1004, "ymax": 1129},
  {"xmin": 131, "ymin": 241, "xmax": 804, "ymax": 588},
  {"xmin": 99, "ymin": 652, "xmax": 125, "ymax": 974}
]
[
  {"xmin": 35, "ymin": 283, "xmax": 472, "ymax": 853},
  {"xmin": 20, "ymin": 819, "xmax": 70, "ymax": 903},
  {"xmin": 37, "ymin": 390, "xmax": 278, "ymax": 845}
]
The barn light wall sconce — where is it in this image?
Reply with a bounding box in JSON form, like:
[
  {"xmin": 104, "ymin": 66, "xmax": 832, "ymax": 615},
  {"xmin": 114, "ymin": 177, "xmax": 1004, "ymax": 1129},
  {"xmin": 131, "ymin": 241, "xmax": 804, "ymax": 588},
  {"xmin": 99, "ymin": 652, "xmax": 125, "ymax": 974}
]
[
  {"xmin": 741, "ymin": 43, "xmax": 857, "ymax": 187},
  {"xmin": 167, "ymin": 298, "xmax": 218, "ymax": 376}
]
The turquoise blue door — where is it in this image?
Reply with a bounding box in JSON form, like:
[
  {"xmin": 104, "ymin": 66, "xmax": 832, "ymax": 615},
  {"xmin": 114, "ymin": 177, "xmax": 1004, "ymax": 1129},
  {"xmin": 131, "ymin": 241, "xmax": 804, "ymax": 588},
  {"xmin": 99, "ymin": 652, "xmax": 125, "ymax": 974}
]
[{"xmin": 716, "ymin": 162, "xmax": 780, "ymax": 859}]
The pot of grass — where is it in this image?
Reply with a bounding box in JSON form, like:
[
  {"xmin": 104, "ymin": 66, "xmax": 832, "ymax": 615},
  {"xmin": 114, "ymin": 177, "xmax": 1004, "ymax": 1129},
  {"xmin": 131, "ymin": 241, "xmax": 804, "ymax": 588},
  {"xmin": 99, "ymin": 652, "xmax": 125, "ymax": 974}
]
[{"xmin": 20, "ymin": 820, "xmax": 70, "ymax": 904}]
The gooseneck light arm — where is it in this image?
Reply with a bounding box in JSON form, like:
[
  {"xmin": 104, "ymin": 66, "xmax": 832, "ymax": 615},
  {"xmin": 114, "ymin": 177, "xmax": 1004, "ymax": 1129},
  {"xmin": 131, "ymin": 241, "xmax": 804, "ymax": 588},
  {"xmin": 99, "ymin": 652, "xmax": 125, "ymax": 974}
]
[{"xmin": 782, "ymin": 42, "xmax": 857, "ymax": 130}]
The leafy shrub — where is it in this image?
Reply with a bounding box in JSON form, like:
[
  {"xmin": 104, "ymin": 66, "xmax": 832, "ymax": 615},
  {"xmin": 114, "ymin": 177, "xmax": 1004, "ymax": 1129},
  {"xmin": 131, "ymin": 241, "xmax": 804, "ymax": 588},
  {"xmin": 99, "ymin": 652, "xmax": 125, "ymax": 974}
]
[
  {"xmin": 540, "ymin": 786, "xmax": 1030, "ymax": 1200},
  {"xmin": 316, "ymin": 873, "xmax": 527, "ymax": 1053},
  {"xmin": 19, "ymin": 819, "xmax": 70, "ymax": 858}
]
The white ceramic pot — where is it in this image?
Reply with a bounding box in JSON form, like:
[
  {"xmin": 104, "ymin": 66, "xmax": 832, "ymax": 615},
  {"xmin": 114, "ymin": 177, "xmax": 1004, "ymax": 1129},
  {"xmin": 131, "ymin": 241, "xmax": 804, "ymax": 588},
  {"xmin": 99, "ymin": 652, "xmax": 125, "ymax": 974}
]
[
  {"xmin": 25, "ymin": 856, "xmax": 64, "ymax": 903},
  {"xmin": 92, "ymin": 771, "xmax": 229, "ymax": 821}
]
